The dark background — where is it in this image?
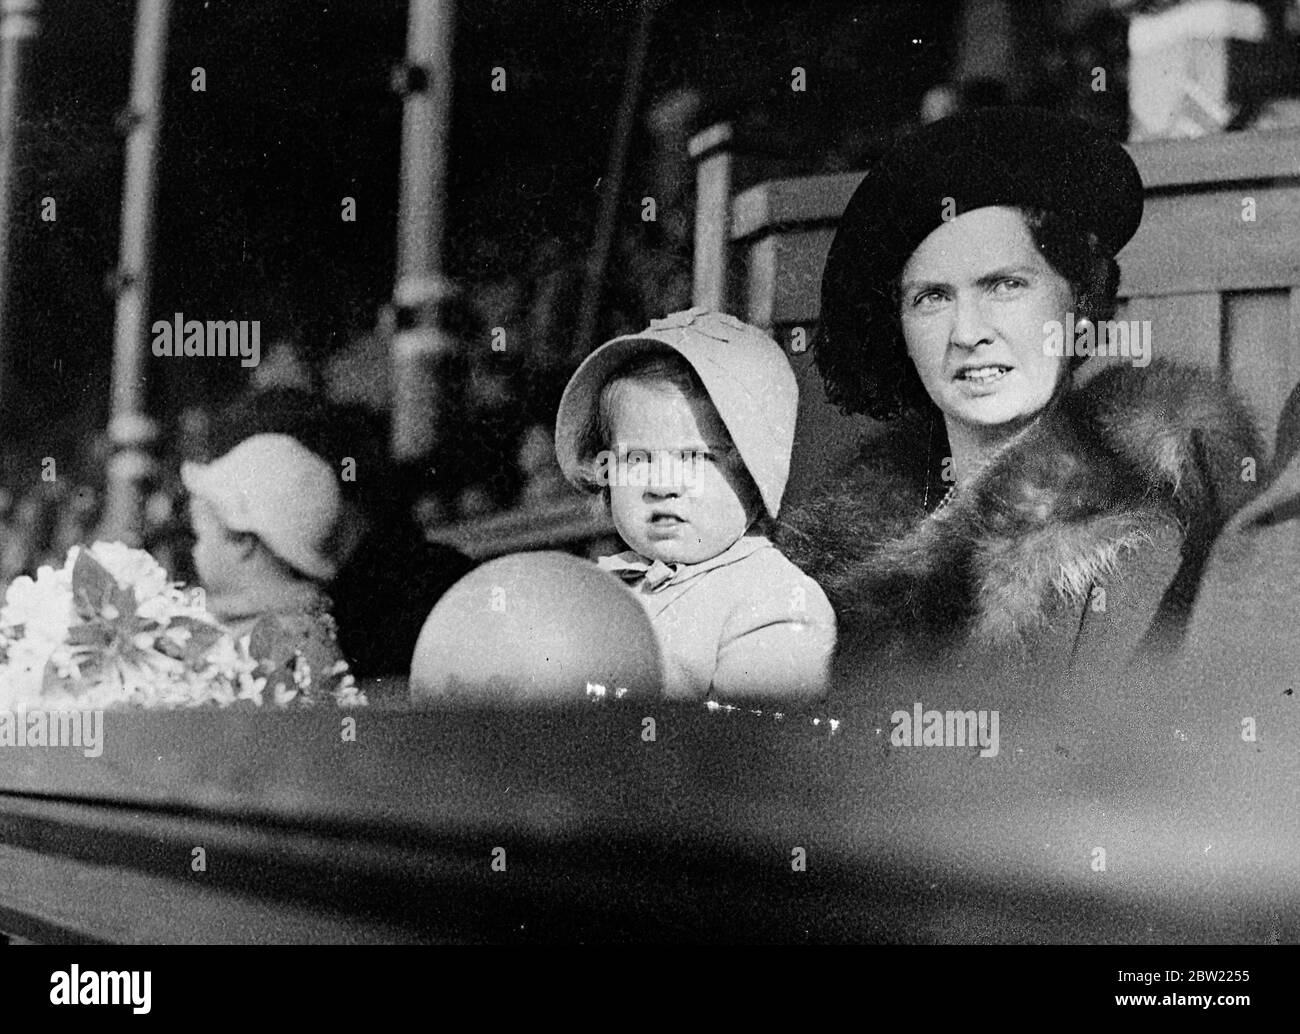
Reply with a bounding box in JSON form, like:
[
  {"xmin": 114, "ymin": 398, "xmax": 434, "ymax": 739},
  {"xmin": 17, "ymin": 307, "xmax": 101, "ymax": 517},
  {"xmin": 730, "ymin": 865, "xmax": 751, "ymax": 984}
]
[{"xmin": 2, "ymin": 0, "xmax": 957, "ymax": 474}]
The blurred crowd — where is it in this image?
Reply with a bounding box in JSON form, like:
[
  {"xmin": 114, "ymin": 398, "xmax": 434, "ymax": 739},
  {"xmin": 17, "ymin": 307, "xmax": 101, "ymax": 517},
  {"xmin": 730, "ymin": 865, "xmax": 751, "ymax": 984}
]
[{"xmin": 0, "ymin": 197, "xmax": 694, "ymax": 682}]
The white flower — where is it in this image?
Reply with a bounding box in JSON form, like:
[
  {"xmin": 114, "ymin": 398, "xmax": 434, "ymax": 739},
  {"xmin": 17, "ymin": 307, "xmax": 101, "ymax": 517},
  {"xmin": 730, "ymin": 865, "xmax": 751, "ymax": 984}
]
[
  {"xmin": 237, "ymin": 672, "xmax": 268, "ymax": 707},
  {"xmin": 136, "ymin": 593, "xmax": 177, "ymax": 624},
  {"xmin": 86, "ymin": 540, "xmax": 170, "ymax": 602},
  {"xmin": 1, "ymin": 564, "xmax": 74, "ymax": 642},
  {"xmin": 272, "ymin": 681, "xmax": 299, "ymax": 707},
  {"xmin": 333, "ymin": 673, "xmax": 367, "ymax": 708},
  {"xmin": 0, "ymin": 542, "xmax": 368, "ymax": 712},
  {"xmin": 0, "ymin": 563, "xmax": 75, "ymax": 709},
  {"xmin": 0, "ymin": 640, "xmax": 48, "ymax": 709}
]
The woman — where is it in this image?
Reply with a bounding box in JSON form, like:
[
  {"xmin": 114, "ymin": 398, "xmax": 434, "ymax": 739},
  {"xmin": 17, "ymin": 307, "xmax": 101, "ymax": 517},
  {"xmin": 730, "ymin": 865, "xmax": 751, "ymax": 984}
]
[
  {"xmin": 779, "ymin": 107, "xmax": 1262, "ymax": 697},
  {"xmin": 207, "ymin": 387, "xmax": 474, "ymax": 683}
]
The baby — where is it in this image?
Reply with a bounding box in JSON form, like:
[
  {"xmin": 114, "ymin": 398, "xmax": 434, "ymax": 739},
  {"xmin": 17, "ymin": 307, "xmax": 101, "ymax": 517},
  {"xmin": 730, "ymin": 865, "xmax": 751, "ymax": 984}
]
[
  {"xmin": 181, "ymin": 433, "xmax": 355, "ymax": 696},
  {"xmin": 555, "ymin": 307, "xmax": 836, "ymax": 702}
]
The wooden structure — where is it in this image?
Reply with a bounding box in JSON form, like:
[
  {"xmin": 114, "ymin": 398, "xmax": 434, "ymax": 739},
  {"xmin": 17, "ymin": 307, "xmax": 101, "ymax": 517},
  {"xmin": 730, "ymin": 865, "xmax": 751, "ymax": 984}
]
[
  {"xmin": 438, "ymin": 124, "xmax": 1300, "ymax": 555},
  {"xmin": 696, "ymin": 124, "xmax": 1300, "ymax": 502},
  {"xmin": 430, "ymin": 492, "xmax": 618, "ymax": 561},
  {"xmin": 4, "ymin": 128, "xmax": 1300, "ymax": 945}
]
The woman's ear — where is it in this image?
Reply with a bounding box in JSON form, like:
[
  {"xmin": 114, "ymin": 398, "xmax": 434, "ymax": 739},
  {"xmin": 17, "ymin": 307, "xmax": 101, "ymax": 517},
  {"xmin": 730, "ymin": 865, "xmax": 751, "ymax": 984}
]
[
  {"xmin": 1074, "ymin": 251, "xmax": 1120, "ymax": 326},
  {"xmin": 1074, "ymin": 291, "xmax": 1094, "ymax": 327}
]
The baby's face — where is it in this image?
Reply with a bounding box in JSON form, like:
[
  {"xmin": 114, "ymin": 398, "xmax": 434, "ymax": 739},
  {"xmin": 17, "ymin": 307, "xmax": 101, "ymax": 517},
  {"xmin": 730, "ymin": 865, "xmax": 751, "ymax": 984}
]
[{"xmin": 605, "ymin": 380, "xmax": 755, "ymax": 565}]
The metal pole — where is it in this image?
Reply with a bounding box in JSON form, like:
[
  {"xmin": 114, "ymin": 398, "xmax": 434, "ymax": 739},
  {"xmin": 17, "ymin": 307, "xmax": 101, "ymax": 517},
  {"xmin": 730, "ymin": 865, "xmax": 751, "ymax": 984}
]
[
  {"xmin": 0, "ymin": 0, "xmax": 40, "ymax": 420},
  {"xmin": 390, "ymin": 0, "xmax": 456, "ymax": 464},
  {"xmin": 572, "ymin": 0, "xmax": 657, "ymax": 362},
  {"xmin": 101, "ymin": 0, "xmax": 170, "ymax": 544}
]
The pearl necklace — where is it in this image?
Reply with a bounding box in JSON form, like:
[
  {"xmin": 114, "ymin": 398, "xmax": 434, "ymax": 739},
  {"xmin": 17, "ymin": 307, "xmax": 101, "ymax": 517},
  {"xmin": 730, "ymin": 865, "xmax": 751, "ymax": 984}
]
[{"xmin": 932, "ymin": 483, "xmax": 958, "ymax": 515}]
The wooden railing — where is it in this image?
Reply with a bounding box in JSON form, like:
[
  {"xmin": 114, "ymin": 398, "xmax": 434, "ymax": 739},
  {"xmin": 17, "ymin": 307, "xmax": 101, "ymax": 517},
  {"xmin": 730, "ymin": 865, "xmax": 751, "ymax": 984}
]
[
  {"xmin": 426, "ymin": 493, "xmax": 616, "ymax": 561},
  {"xmin": 713, "ymin": 127, "xmax": 1300, "ymax": 500},
  {"xmin": 428, "ymin": 126, "xmax": 1300, "ymax": 551}
]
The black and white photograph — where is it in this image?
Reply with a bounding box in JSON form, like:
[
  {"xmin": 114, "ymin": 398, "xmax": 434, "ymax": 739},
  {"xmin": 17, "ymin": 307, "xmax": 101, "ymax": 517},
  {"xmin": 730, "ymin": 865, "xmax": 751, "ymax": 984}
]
[{"xmin": 0, "ymin": 0, "xmax": 1297, "ymax": 1011}]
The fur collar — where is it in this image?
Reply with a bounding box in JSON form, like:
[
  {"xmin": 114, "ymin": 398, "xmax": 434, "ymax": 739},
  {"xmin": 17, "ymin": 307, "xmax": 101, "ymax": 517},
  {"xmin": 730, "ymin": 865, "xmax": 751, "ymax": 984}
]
[{"xmin": 777, "ymin": 360, "xmax": 1263, "ymax": 657}]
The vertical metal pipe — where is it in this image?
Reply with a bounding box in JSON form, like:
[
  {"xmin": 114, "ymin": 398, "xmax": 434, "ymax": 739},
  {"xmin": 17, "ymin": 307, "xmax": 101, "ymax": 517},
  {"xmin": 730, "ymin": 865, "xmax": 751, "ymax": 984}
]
[
  {"xmin": 101, "ymin": 0, "xmax": 171, "ymax": 544},
  {"xmin": 390, "ymin": 0, "xmax": 456, "ymax": 464},
  {"xmin": 0, "ymin": 0, "xmax": 40, "ymax": 418}
]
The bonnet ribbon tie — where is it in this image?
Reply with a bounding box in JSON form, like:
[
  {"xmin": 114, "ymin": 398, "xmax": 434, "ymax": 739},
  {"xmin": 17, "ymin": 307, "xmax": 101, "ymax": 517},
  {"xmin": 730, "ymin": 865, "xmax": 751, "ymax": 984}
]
[{"xmin": 597, "ymin": 554, "xmax": 681, "ymax": 592}]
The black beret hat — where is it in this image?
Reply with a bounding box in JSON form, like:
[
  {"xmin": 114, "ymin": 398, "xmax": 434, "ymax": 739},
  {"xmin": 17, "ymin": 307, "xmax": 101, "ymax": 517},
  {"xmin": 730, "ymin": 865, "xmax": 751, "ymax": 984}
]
[{"xmin": 818, "ymin": 107, "xmax": 1144, "ymax": 417}]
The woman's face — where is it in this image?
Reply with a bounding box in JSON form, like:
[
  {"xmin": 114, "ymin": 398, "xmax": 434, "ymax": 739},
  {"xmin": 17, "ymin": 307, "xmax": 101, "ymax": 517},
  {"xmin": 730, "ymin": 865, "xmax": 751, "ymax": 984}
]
[
  {"xmin": 898, "ymin": 206, "xmax": 1073, "ymax": 431},
  {"xmin": 188, "ymin": 496, "xmax": 244, "ymax": 595}
]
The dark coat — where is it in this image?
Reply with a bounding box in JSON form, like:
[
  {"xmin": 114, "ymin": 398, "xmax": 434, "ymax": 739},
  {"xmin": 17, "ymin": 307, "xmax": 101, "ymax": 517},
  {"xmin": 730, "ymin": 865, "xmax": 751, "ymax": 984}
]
[
  {"xmin": 331, "ymin": 525, "xmax": 473, "ymax": 680},
  {"xmin": 777, "ymin": 360, "xmax": 1263, "ymax": 701}
]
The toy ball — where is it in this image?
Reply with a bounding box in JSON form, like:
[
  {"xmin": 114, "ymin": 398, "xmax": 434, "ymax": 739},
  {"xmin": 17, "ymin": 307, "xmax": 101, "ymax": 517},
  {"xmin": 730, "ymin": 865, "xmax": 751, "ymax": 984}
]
[{"xmin": 409, "ymin": 551, "xmax": 663, "ymax": 705}]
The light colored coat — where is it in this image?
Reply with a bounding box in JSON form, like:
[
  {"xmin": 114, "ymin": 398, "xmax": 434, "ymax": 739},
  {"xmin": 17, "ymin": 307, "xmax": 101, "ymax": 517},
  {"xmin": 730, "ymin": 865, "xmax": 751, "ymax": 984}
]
[{"xmin": 600, "ymin": 534, "xmax": 836, "ymax": 703}]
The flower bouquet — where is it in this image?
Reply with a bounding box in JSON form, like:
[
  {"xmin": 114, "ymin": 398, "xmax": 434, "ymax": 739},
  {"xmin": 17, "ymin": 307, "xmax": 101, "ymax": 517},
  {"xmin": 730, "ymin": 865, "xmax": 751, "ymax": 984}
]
[{"xmin": 0, "ymin": 541, "xmax": 364, "ymax": 711}]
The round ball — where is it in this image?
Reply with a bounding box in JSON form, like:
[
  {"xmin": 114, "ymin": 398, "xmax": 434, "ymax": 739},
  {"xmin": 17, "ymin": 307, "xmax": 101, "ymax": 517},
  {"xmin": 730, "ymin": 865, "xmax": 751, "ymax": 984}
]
[{"xmin": 409, "ymin": 551, "xmax": 663, "ymax": 705}]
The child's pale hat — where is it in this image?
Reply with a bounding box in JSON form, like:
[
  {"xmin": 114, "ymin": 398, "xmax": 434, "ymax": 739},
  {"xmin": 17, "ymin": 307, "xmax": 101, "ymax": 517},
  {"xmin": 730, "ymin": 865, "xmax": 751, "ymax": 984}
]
[
  {"xmin": 181, "ymin": 433, "xmax": 344, "ymax": 582},
  {"xmin": 554, "ymin": 307, "xmax": 798, "ymax": 518}
]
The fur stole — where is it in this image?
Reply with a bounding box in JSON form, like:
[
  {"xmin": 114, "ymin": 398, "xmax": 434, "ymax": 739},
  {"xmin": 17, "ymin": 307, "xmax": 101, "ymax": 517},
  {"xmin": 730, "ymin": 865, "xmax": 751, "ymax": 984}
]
[{"xmin": 776, "ymin": 360, "xmax": 1263, "ymax": 658}]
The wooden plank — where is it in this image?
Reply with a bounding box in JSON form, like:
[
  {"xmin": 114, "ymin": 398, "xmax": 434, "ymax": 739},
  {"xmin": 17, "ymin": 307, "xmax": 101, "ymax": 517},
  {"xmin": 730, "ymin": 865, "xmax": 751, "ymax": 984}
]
[
  {"xmin": 736, "ymin": 186, "xmax": 1300, "ymax": 331},
  {"xmin": 1119, "ymin": 185, "xmax": 1300, "ymax": 297},
  {"xmin": 691, "ymin": 123, "xmax": 734, "ymax": 310},
  {"xmin": 741, "ymin": 228, "xmax": 834, "ymax": 330},
  {"xmin": 1112, "ymin": 292, "xmax": 1222, "ymax": 370},
  {"xmin": 427, "ymin": 494, "xmax": 616, "ymax": 560},
  {"xmin": 729, "ymin": 131, "xmax": 1300, "ymax": 242},
  {"xmin": 768, "ymin": 229, "xmax": 833, "ymax": 329},
  {"xmin": 1224, "ymin": 290, "xmax": 1299, "ymax": 456},
  {"xmin": 686, "ymin": 121, "xmax": 732, "ymax": 160},
  {"xmin": 742, "ymin": 233, "xmax": 778, "ymax": 329},
  {"xmin": 1132, "ymin": 129, "xmax": 1300, "ymax": 191},
  {"xmin": 732, "ymin": 172, "xmax": 861, "ymax": 242}
]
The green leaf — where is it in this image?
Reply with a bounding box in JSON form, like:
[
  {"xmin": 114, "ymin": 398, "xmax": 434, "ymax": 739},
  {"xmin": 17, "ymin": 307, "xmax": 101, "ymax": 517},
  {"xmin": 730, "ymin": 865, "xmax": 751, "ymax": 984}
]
[
  {"xmin": 40, "ymin": 653, "xmax": 94, "ymax": 698},
  {"xmin": 169, "ymin": 617, "xmax": 226, "ymax": 666},
  {"xmin": 71, "ymin": 549, "xmax": 117, "ymax": 620},
  {"xmin": 67, "ymin": 623, "xmax": 112, "ymax": 650},
  {"xmin": 248, "ymin": 615, "xmax": 296, "ymax": 672},
  {"xmin": 107, "ymin": 579, "xmax": 139, "ymax": 623}
]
